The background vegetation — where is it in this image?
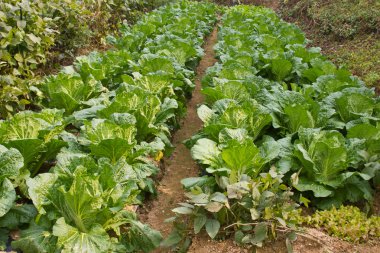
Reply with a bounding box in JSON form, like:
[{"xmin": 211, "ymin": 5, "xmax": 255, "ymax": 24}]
[
  {"xmin": 208, "ymin": 0, "xmax": 380, "ymax": 92},
  {"xmin": 0, "ymin": 0, "xmax": 171, "ymax": 118},
  {"xmin": 279, "ymin": 0, "xmax": 380, "ymax": 91}
]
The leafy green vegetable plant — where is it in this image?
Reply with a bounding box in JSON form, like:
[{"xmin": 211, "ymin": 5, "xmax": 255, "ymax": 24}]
[
  {"xmin": 297, "ymin": 205, "xmax": 380, "ymax": 242},
  {"xmin": 0, "ymin": 145, "xmax": 23, "ymax": 217},
  {"xmin": 0, "ymin": 109, "xmax": 67, "ymax": 177},
  {"xmin": 174, "ymin": 4, "xmax": 380, "ymax": 250},
  {"xmin": 0, "ymin": 1, "xmax": 218, "ymax": 252}
]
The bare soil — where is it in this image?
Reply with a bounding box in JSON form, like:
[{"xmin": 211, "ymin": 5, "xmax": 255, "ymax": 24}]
[
  {"xmin": 140, "ymin": 26, "xmax": 219, "ymax": 252},
  {"xmin": 189, "ymin": 227, "xmax": 380, "ymax": 253}
]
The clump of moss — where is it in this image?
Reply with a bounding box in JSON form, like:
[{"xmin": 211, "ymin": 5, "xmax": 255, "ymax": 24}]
[{"xmin": 297, "ymin": 206, "xmax": 380, "ymax": 242}]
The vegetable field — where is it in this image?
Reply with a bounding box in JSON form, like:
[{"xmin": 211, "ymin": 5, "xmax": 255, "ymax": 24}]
[{"xmin": 0, "ymin": 1, "xmax": 379, "ymax": 252}]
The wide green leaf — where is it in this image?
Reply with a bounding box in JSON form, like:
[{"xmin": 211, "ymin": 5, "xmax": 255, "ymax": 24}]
[
  {"xmin": 205, "ymin": 219, "xmax": 220, "ymax": 239},
  {"xmin": 12, "ymin": 221, "xmax": 57, "ymax": 253},
  {"xmin": 221, "ymin": 139, "xmax": 264, "ymax": 181},
  {"xmin": 0, "ymin": 145, "xmax": 23, "ymax": 179},
  {"xmin": 191, "ymin": 138, "xmax": 222, "ymax": 167},
  {"xmin": 271, "ymin": 59, "xmax": 292, "ymax": 81},
  {"xmin": 0, "ymin": 178, "xmax": 16, "ymax": 217},
  {"xmin": 194, "ymin": 214, "xmax": 207, "ymax": 234},
  {"xmin": 53, "ymin": 217, "xmax": 111, "ymax": 253}
]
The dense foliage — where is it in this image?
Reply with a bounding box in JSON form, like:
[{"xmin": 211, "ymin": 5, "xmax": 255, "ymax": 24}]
[
  {"xmin": 297, "ymin": 205, "xmax": 380, "ymax": 242},
  {"xmin": 172, "ymin": 4, "xmax": 380, "ymax": 248},
  {"xmin": 0, "ymin": 0, "xmax": 172, "ymax": 118},
  {"xmin": 0, "ymin": 1, "xmax": 217, "ymax": 252}
]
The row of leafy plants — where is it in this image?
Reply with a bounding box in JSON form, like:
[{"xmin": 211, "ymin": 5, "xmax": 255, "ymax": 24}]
[
  {"xmin": 0, "ymin": 1, "xmax": 217, "ymax": 252},
  {"xmin": 0, "ymin": 0, "xmax": 172, "ymax": 119},
  {"xmin": 170, "ymin": 4, "xmax": 380, "ymax": 249}
]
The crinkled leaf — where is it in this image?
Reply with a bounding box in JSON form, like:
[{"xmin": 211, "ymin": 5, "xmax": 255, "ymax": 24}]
[
  {"xmin": 0, "ymin": 178, "xmax": 16, "ymax": 217},
  {"xmin": 191, "ymin": 139, "xmax": 221, "ymax": 167},
  {"xmin": 0, "ymin": 145, "xmax": 23, "ymax": 179},
  {"xmin": 0, "ymin": 204, "xmax": 37, "ymax": 229},
  {"xmin": 12, "ymin": 221, "xmax": 57, "ymax": 253},
  {"xmin": 26, "ymin": 173, "xmax": 58, "ymax": 214},
  {"xmin": 53, "ymin": 217, "xmax": 111, "ymax": 253}
]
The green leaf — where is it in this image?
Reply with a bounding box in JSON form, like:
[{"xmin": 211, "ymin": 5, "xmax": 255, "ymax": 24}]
[
  {"xmin": 161, "ymin": 230, "xmax": 182, "ymax": 247},
  {"xmin": 299, "ymin": 195, "xmax": 311, "ymax": 208},
  {"xmin": 295, "ymin": 129, "xmax": 348, "ymax": 184},
  {"xmin": 335, "ymin": 93, "xmax": 375, "ymax": 122},
  {"xmin": 0, "ymin": 228, "xmax": 7, "ymax": 250},
  {"xmin": 172, "ymin": 207, "xmax": 193, "ymax": 215},
  {"xmin": 205, "ymin": 219, "xmax": 220, "ymax": 239},
  {"xmin": 286, "ymin": 237, "xmax": 293, "ymax": 253},
  {"xmin": 287, "ymin": 231, "xmax": 297, "ymax": 241},
  {"xmin": 218, "ymin": 128, "xmax": 249, "ymax": 144},
  {"xmin": 125, "ymin": 219, "xmax": 163, "ymax": 253},
  {"xmin": 234, "ymin": 230, "xmax": 245, "ymax": 244},
  {"xmin": 181, "ymin": 177, "xmax": 213, "ymax": 188},
  {"xmin": 0, "ymin": 204, "xmax": 37, "ymax": 229},
  {"xmin": 26, "ymin": 33, "xmax": 41, "ymax": 44},
  {"xmin": 90, "ymin": 139, "xmax": 134, "ymax": 162},
  {"xmin": 347, "ymin": 123, "xmax": 380, "ymax": 140},
  {"xmin": 205, "ymin": 202, "xmax": 223, "ymax": 213},
  {"xmin": 81, "ymin": 118, "xmax": 136, "ymax": 161},
  {"xmin": 294, "ymin": 178, "xmax": 332, "ymax": 197},
  {"xmin": 210, "ymin": 192, "xmax": 228, "ymax": 203},
  {"xmin": 284, "ymin": 105, "xmax": 315, "ymax": 133},
  {"xmin": 194, "ymin": 215, "xmax": 207, "ymax": 234},
  {"xmin": 156, "ymin": 98, "xmax": 178, "ymax": 124},
  {"xmin": 53, "ymin": 217, "xmax": 111, "ymax": 253},
  {"xmin": 272, "ymin": 59, "xmax": 292, "ymax": 81},
  {"xmin": 139, "ymin": 54, "xmax": 175, "ymax": 74},
  {"xmin": 197, "ymin": 105, "xmax": 215, "ymax": 124},
  {"xmin": 42, "ymin": 73, "xmax": 104, "ymax": 115},
  {"xmin": 221, "ymin": 139, "xmax": 263, "ymax": 179},
  {"xmin": 26, "ymin": 173, "xmax": 58, "ymax": 214},
  {"xmin": 191, "ymin": 138, "xmax": 221, "ymax": 167},
  {"xmin": 253, "ymin": 223, "xmax": 268, "ymax": 244},
  {"xmin": 0, "ymin": 178, "xmax": 16, "ymax": 217},
  {"xmin": 12, "ymin": 221, "xmax": 57, "ymax": 253},
  {"xmin": 249, "ymin": 208, "xmax": 260, "ymax": 220},
  {"xmin": 0, "ymin": 145, "xmax": 23, "ymax": 179},
  {"xmin": 0, "ymin": 110, "xmax": 65, "ymax": 176}
]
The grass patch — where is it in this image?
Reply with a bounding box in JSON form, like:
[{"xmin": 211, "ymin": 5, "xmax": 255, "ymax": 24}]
[{"xmin": 330, "ymin": 35, "xmax": 380, "ymax": 88}]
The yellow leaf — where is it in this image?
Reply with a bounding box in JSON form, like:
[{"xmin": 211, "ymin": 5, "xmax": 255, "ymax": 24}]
[{"xmin": 154, "ymin": 151, "xmax": 163, "ymax": 161}]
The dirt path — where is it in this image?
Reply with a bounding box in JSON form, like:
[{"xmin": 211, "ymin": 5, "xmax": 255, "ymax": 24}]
[{"xmin": 141, "ymin": 26, "xmax": 219, "ymax": 251}]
